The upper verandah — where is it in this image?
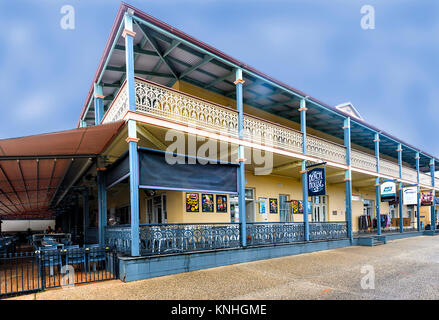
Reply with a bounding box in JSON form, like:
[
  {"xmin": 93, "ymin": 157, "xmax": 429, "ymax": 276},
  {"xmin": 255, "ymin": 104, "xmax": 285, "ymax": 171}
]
[{"xmin": 77, "ymin": 2, "xmax": 438, "ymax": 173}]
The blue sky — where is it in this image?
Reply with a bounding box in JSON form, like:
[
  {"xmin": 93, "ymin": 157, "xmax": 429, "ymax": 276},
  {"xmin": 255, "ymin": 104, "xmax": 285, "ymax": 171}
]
[{"xmin": 0, "ymin": 0, "xmax": 438, "ymax": 157}]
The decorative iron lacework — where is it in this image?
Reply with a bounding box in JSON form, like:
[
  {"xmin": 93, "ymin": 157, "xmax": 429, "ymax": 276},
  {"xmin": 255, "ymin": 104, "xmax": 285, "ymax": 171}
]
[
  {"xmin": 135, "ymin": 79, "xmax": 238, "ymax": 136},
  {"xmin": 103, "ymin": 79, "xmax": 415, "ymax": 182},
  {"xmin": 102, "ymin": 84, "xmax": 129, "ymax": 124},
  {"xmin": 139, "ymin": 223, "xmax": 240, "ymax": 255},
  {"xmin": 401, "ymin": 166, "xmax": 417, "ymax": 183},
  {"xmin": 105, "ymin": 226, "xmax": 132, "ymax": 255},
  {"xmin": 379, "ymin": 158, "xmax": 400, "ymax": 178},
  {"xmin": 351, "ymin": 150, "xmax": 377, "ymax": 172},
  {"xmin": 420, "ymin": 173, "xmax": 433, "ymax": 186},
  {"xmin": 308, "ymin": 222, "xmax": 347, "ymax": 241},
  {"xmin": 242, "ymin": 117, "xmax": 303, "ymax": 153},
  {"xmin": 135, "ymin": 79, "xmax": 304, "ymax": 153},
  {"xmin": 306, "ymin": 136, "xmax": 346, "ymax": 164},
  {"xmin": 246, "ymin": 222, "xmax": 305, "ymax": 245}
]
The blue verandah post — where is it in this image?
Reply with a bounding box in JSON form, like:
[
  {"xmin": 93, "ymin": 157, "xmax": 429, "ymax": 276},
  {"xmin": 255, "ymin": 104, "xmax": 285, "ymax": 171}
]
[
  {"xmin": 430, "ymin": 158, "xmax": 435, "ymax": 231},
  {"xmin": 124, "ymin": 11, "xmax": 140, "ymax": 256},
  {"xmin": 235, "ymin": 68, "xmax": 246, "ymax": 247},
  {"xmin": 374, "ymin": 133, "xmax": 381, "ymax": 235},
  {"xmin": 299, "ymin": 99, "xmax": 309, "ymax": 241},
  {"xmin": 94, "ymin": 83, "xmax": 104, "ymax": 125},
  {"xmin": 416, "ymin": 153, "xmax": 421, "ymax": 231},
  {"xmin": 344, "ymin": 118, "xmax": 353, "ymax": 241},
  {"xmin": 97, "ymin": 170, "xmax": 107, "ymax": 246},
  {"xmin": 82, "ymin": 188, "xmax": 89, "ymax": 244},
  {"xmin": 397, "ymin": 144, "xmax": 403, "ymax": 233}
]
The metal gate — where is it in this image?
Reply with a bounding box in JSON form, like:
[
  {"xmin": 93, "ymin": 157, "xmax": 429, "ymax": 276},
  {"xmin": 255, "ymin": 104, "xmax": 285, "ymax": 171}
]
[{"xmin": 0, "ymin": 247, "xmax": 119, "ymax": 298}]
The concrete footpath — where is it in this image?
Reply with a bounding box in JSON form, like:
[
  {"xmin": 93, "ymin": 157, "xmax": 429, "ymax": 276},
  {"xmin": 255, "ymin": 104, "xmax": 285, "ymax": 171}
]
[{"xmin": 9, "ymin": 236, "xmax": 439, "ymax": 300}]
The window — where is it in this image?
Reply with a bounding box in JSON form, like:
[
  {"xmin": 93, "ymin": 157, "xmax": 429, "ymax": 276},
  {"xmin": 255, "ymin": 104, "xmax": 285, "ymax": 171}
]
[{"xmin": 115, "ymin": 205, "xmax": 130, "ymax": 225}]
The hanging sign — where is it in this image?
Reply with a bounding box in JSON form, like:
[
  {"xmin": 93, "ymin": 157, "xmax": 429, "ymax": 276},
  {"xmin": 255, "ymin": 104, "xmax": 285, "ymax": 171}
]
[
  {"xmin": 421, "ymin": 191, "xmax": 433, "ymax": 206},
  {"xmin": 307, "ymin": 167, "xmax": 326, "ymax": 197},
  {"xmin": 402, "ymin": 187, "xmax": 417, "ymax": 205},
  {"xmin": 380, "ymin": 181, "xmax": 396, "ymax": 202}
]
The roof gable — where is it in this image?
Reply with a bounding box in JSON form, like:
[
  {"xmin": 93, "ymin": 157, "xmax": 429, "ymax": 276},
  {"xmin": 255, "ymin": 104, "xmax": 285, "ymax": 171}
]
[{"xmin": 335, "ymin": 102, "xmax": 363, "ymax": 120}]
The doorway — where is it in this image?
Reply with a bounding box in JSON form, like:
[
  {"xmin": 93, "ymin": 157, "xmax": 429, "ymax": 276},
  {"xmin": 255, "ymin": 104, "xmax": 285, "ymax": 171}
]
[
  {"xmin": 311, "ymin": 196, "xmax": 327, "ymax": 222},
  {"xmin": 230, "ymin": 188, "xmax": 256, "ymax": 223},
  {"xmin": 146, "ymin": 194, "xmax": 167, "ymax": 224}
]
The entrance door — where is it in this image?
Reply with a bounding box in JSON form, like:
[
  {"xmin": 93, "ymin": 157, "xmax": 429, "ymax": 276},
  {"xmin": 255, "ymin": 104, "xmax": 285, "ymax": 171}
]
[
  {"xmin": 311, "ymin": 196, "xmax": 327, "ymax": 222},
  {"xmin": 146, "ymin": 194, "xmax": 167, "ymax": 224},
  {"xmin": 230, "ymin": 188, "xmax": 256, "ymax": 222}
]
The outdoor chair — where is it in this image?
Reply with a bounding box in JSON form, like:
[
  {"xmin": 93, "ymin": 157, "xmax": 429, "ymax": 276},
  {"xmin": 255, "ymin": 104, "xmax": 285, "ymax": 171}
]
[
  {"xmin": 38, "ymin": 247, "xmax": 62, "ymax": 276},
  {"xmin": 64, "ymin": 245, "xmax": 86, "ymax": 271},
  {"xmin": 85, "ymin": 244, "xmax": 106, "ymax": 272}
]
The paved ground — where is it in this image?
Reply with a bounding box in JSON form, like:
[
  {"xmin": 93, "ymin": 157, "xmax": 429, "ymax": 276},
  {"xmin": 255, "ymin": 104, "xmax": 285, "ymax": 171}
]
[{"xmin": 9, "ymin": 236, "xmax": 439, "ymax": 300}]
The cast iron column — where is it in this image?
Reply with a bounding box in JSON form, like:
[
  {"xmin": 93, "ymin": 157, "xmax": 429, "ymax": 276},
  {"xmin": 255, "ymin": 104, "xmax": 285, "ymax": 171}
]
[
  {"xmin": 299, "ymin": 98, "xmax": 309, "ymax": 241},
  {"xmin": 397, "ymin": 144, "xmax": 403, "ymax": 233},
  {"xmin": 374, "ymin": 133, "xmax": 381, "ymax": 235},
  {"xmin": 344, "ymin": 118, "xmax": 353, "ymax": 241},
  {"xmin": 235, "ymin": 68, "xmax": 246, "ymax": 247},
  {"xmin": 124, "ymin": 11, "xmax": 140, "ymax": 256}
]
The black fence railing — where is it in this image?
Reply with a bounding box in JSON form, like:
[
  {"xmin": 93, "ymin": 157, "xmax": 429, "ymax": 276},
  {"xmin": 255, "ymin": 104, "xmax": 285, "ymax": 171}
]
[
  {"xmin": 106, "ymin": 222, "xmax": 349, "ymax": 256},
  {"xmin": 139, "ymin": 223, "xmax": 241, "ymax": 255},
  {"xmin": 0, "ymin": 247, "xmax": 118, "ymax": 298}
]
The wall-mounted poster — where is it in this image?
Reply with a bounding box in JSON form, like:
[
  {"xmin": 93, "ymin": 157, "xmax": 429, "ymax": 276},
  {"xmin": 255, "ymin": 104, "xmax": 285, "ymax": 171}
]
[
  {"xmin": 258, "ymin": 198, "xmax": 267, "ymax": 214},
  {"xmin": 298, "ymin": 200, "xmax": 304, "ymax": 213},
  {"xmin": 269, "ymin": 198, "xmax": 278, "ymax": 214},
  {"xmin": 202, "ymin": 194, "xmax": 214, "ymax": 212},
  {"xmin": 186, "ymin": 193, "xmax": 199, "ymax": 212},
  {"xmin": 421, "ymin": 191, "xmax": 433, "ymax": 206},
  {"xmin": 216, "ymin": 195, "xmax": 228, "ymax": 213},
  {"xmin": 402, "ymin": 187, "xmax": 417, "ymax": 205},
  {"xmin": 292, "ymin": 200, "xmax": 299, "ymax": 214}
]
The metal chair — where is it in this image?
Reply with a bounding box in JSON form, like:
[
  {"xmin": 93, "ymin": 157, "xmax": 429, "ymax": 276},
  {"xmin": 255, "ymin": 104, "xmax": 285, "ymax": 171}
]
[
  {"xmin": 85, "ymin": 244, "xmax": 106, "ymax": 272},
  {"xmin": 64, "ymin": 245, "xmax": 86, "ymax": 271},
  {"xmin": 38, "ymin": 247, "xmax": 62, "ymax": 276}
]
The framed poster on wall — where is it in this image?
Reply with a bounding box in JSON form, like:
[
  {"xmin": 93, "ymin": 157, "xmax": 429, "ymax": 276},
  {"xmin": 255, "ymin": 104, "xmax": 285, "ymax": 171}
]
[
  {"xmin": 186, "ymin": 193, "xmax": 199, "ymax": 212},
  {"xmin": 216, "ymin": 195, "xmax": 228, "ymax": 213},
  {"xmin": 292, "ymin": 200, "xmax": 299, "ymax": 214},
  {"xmin": 269, "ymin": 198, "xmax": 278, "ymax": 214},
  {"xmin": 258, "ymin": 198, "xmax": 267, "ymax": 214},
  {"xmin": 202, "ymin": 194, "xmax": 214, "ymax": 212}
]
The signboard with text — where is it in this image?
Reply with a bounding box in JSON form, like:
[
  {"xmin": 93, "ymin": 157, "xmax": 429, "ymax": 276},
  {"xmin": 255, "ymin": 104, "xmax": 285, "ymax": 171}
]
[
  {"xmin": 307, "ymin": 167, "xmax": 326, "ymax": 197},
  {"xmin": 402, "ymin": 187, "xmax": 417, "ymax": 205},
  {"xmin": 380, "ymin": 181, "xmax": 397, "ymax": 202}
]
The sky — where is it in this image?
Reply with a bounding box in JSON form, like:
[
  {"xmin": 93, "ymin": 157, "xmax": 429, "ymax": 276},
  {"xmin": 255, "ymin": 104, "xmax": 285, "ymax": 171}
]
[{"xmin": 0, "ymin": 0, "xmax": 438, "ymax": 157}]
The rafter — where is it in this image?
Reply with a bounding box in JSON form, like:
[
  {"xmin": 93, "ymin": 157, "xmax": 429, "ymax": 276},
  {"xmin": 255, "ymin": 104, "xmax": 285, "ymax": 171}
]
[
  {"xmin": 135, "ymin": 21, "xmax": 179, "ymax": 80},
  {"xmin": 0, "ymin": 164, "xmax": 26, "ymax": 212},
  {"xmin": 137, "ymin": 126, "xmax": 167, "ymax": 150},
  {"xmin": 179, "ymin": 55, "xmax": 213, "ymax": 80},
  {"xmin": 17, "ymin": 160, "xmax": 32, "ymax": 210},
  {"xmin": 106, "ymin": 65, "xmax": 173, "ymax": 78}
]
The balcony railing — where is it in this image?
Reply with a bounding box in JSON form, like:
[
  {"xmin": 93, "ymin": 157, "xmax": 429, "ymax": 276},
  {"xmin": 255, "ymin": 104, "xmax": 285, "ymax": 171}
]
[
  {"xmin": 102, "ymin": 78, "xmax": 432, "ymax": 187},
  {"xmin": 139, "ymin": 223, "xmax": 240, "ymax": 255},
  {"xmin": 105, "ymin": 222, "xmax": 348, "ymax": 256}
]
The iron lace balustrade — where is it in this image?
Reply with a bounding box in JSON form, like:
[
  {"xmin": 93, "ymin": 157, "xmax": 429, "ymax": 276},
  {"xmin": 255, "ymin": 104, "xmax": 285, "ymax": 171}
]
[
  {"xmin": 139, "ymin": 223, "xmax": 241, "ymax": 255},
  {"xmin": 246, "ymin": 222, "xmax": 305, "ymax": 246},
  {"xmin": 308, "ymin": 222, "xmax": 348, "ymax": 241},
  {"xmin": 105, "ymin": 226, "xmax": 132, "ymax": 255}
]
